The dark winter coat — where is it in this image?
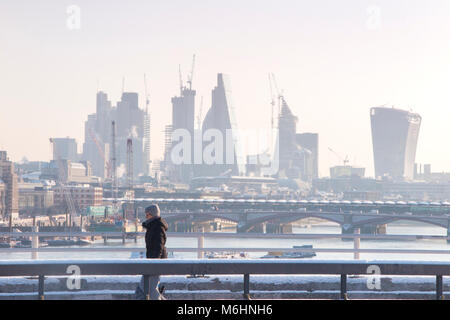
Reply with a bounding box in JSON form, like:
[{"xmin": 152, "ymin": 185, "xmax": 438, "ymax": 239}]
[{"xmin": 142, "ymin": 217, "xmax": 168, "ymax": 259}]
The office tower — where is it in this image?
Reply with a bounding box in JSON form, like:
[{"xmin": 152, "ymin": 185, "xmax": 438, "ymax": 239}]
[
  {"xmin": 0, "ymin": 151, "xmax": 19, "ymax": 219},
  {"xmin": 162, "ymin": 125, "xmax": 174, "ymax": 179},
  {"xmin": 51, "ymin": 137, "xmax": 78, "ymax": 162},
  {"xmin": 143, "ymin": 112, "xmax": 151, "ymax": 176},
  {"xmin": 169, "ymin": 86, "xmax": 196, "ymax": 183},
  {"xmin": 194, "ymin": 73, "xmax": 244, "ymax": 177},
  {"xmin": 83, "ymin": 92, "xmax": 112, "ymax": 178},
  {"xmin": 82, "ymin": 91, "xmax": 149, "ymax": 181},
  {"xmin": 370, "ymin": 106, "xmax": 421, "ymax": 180},
  {"xmin": 115, "ymin": 92, "xmax": 145, "ymax": 180},
  {"xmin": 296, "ymin": 133, "xmax": 319, "ymax": 180},
  {"xmin": 276, "ymin": 97, "xmax": 318, "ymax": 182},
  {"xmin": 277, "ymin": 97, "xmax": 298, "ymax": 175}
]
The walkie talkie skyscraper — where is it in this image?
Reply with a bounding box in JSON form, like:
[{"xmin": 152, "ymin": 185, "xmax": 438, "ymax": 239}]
[{"xmin": 370, "ymin": 107, "xmax": 421, "ymax": 180}]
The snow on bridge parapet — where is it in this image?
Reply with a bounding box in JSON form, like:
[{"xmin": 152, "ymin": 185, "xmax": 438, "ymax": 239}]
[
  {"xmin": 1, "ymin": 260, "xmax": 450, "ymax": 299},
  {"xmin": 0, "ymin": 274, "xmax": 449, "ymax": 300}
]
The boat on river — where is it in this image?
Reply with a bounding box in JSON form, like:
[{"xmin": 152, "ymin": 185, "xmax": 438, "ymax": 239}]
[
  {"xmin": 261, "ymin": 245, "xmax": 316, "ymax": 259},
  {"xmin": 205, "ymin": 251, "xmax": 249, "ymax": 259},
  {"xmin": 44, "ymin": 238, "xmax": 93, "ymax": 247}
]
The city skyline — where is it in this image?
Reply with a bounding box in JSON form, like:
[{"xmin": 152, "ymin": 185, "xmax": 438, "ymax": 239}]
[{"xmin": 2, "ymin": 1, "xmax": 450, "ymax": 177}]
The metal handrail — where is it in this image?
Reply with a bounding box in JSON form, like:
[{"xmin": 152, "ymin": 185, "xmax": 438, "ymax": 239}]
[
  {"xmin": 3, "ymin": 232, "xmax": 450, "ymax": 258},
  {"xmin": 1, "ymin": 231, "xmax": 450, "ymax": 240},
  {"xmin": 4, "ymin": 247, "xmax": 450, "ymax": 255}
]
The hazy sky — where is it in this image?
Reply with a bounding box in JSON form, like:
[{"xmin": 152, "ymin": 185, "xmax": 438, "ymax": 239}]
[{"xmin": 2, "ymin": 0, "xmax": 450, "ymax": 177}]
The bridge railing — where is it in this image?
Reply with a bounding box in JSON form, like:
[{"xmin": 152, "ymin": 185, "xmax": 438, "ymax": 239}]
[{"xmin": 0, "ymin": 259, "xmax": 449, "ymax": 300}]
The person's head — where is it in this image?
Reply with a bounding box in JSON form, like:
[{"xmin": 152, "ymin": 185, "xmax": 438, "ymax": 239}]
[{"xmin": 145, "ymin": 204, "xmax": 160, "ymax": 220}]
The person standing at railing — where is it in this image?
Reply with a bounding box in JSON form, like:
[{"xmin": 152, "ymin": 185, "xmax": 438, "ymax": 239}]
[{"xmin": 135, "ymin": 204, "xmax": 169, "ymax": 300}]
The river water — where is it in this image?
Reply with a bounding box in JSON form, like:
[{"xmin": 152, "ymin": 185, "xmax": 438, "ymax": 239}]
[{"xmin": 2, "ymin": 220, "xmax": 450, "ymax": 261}]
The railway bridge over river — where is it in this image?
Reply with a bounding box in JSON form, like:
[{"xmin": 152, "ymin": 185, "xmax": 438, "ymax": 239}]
[
  {"xmin": 161, "ymin": 210, "xmax": 450, "ymax": 235},
  {"xmin": 126, "ymin": 198, "xmax": 450, "ymax": 235}
]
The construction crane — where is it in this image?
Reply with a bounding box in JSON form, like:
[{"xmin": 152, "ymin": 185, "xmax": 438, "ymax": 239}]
[
  {"xmin": 110, "ymin": 121, "xmax": 118, "ymax": 215},
  {"xmin": 328, "ymin": 147, "xmax": 350, "ymax": 166},
  {"xmin": 178, "ymin": 64, "xmax": 184, "ymax": 95},
  {"xmin": 179, "ymin": 54, "xmax": 196, "ymax": 94},
  {"xmin": 268, "ymin": 73, "xmax": 276, "ymax": 131},
  {"xmin": 126, "ymin": 139, "xmax": 134, "ymax": 191},
  {"xmin": 125, "ymin": 138, "xmax": 135, "ymax": 220},
  {"xmin": 144, "ymin": 74, "xmax": 150, "ymax": 113},
  {"xmin": 49, "ymin": 138, "xmax": 77, "ymax": 235},
  {"xmin": 143, "ymin": 74, "xmax": 151, "ymax": 175},
  {"xmin": 269, "ymin": 73, "xmax": 284, "ymax": 121},
  {"xmin": 187, "ymin": 54, "xmax": 196, "ymax": 90},
  {"xmin": 197, "ymin": 95, "xmax": 204, "ymax": 130}
]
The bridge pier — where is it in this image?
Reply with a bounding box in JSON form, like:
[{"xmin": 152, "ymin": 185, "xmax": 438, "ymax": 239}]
[
  {"xmin": 360, "ymin": 225, "xmax": 378, "ymax": 235},
  {"xmin": 376, "ymin": 224, "xmax": 387, "ymax": 235},
  {"xmin": 343, "ymin": 224, "xmax": 387, "ymax": 236},
  {"xmin": 169, "ymin": 221, "xmax": 193, "ymax": 233},
  {"xmin": 212, "ymin": 222, "xmax": 221, "ymax": 231},
  {"xmin": 247, "ymin": 223, "xmax": 266, "ymax": 234},
  {"xmin": 341, "ymin": 224, "xmax": 355, "ymax": 241},
  {"xmin": 342, "ymin": 215, "xmax": 354, "ymax": 237},
  {"xmin": 168, "ymin": 221, "xmax": 216, "ymax": 233},
  {"xmin": 447, "ymin": 227, "xmax": 450, "ymax": 244},
  {"xmin": 266, "ymin": 223, "xmax": 293, "ymax": 234},
  {"xmin": 193, "ymin": 222, "xmax": 213, "ymax": 233}
]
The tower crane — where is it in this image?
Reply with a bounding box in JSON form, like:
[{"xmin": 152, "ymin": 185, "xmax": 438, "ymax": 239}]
[
  {"xmin": 178, "ymin": 64, "xmax": 184, "ymax": 95},
  {"xmin": 187, "ymin": 54, "xmax": 196, "ymax": 90},
  {"xmin": 328, "ymin": 147, "xmax": 350, "ymax": 166},
  {"xmin": 144, "ymin": 74, "xmax": 150, "ymax": 113},
  {"xmin": 179, "ymin": 54, "xmax": 196, "ymax": 94},
  {"xmin": 269, "ymin": 73, "xmax": 284, "ymax": 120},
  {"xmin": 125, "ymin": 138, "xmax": 135, "ymax": 220},
  {"xmin": 268, "ymin": 73, "xmax": 276, "ymax": 131},
  {"xmin": 111, "ymin": 121, "xmax": 118, "ymax": 215},
  {"xmin": 143, "ymin": 74, "xmax": 151, "ymax": 175},
  {"xmin": 126, "ymin": 139, "xmax": 134, "ymax": 191},
  {"xmin": 197, "ymin": 96, "xmax": 204, "ymax": 130}
]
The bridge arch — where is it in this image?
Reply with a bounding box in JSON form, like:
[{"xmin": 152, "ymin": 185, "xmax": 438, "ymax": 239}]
[
  {"xmin": 352, "ymin": 216, "xmax": 448, "ymax": 230},
  {"xmin": 164, "ymin": 213, "xmax": 238, "ymax": 225},
  {"xmin": 239, "ymin": 212, "xmax": 343, "ymax": 233}
]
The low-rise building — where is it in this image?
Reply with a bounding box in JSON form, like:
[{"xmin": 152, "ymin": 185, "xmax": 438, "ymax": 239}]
[
  {"xmin": 0, "ymin": 181, "xmax": 6, "ymax": 218},
  {"xmin": 40, "ymin": 160, "xmax": 100, "ymax": 184},
  {"xmin": 18, "ymin": 184, "xmax": 54, "ymax": 215},
  {"xmin": 330, "ymin": 166, "xmax": 365, "ymax": 179},
  {"xmin": 0, "ymin": 151, "xmax": 19, "ymax": 219},
  {"xmin": 53, "ymin": 185, "xmax": 103, "ymax": 211}
]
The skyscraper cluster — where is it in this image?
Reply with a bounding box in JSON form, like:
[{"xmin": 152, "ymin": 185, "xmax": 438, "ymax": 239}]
[
  {"xmin": 164, "ymin": 72, "xmax": 318, "ymax": 184},
  {"xmin": 82, "ymin": 91, "xmax": 151, "ymax": 181},
  {"xmin": 164, "ymin": 73, "xmax": 248, "ymax": 183},
  {"xmin": 55, "ymin": 71, "xmax": 424, "ymax": 189}
]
